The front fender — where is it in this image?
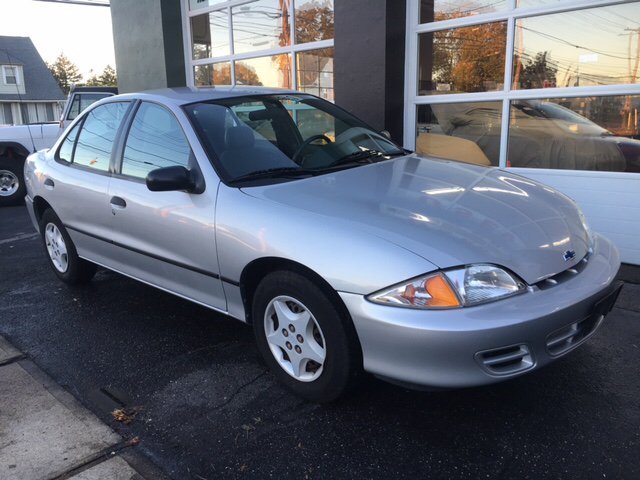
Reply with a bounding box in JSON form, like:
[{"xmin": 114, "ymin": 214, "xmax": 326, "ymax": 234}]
[{"xmin": 215, "ymin": 185, "xmax": 437, "ymax": 296}]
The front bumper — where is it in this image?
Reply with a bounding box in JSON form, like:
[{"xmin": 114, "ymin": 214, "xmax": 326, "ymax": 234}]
[{"xmin": 340, "ymin": 234, "xmax": 621, "ymax": 388}]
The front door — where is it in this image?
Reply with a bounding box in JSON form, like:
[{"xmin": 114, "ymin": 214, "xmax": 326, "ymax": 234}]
[{"xmin": 107, "ymin": 101, "xmax": 225, "ymax": 311}]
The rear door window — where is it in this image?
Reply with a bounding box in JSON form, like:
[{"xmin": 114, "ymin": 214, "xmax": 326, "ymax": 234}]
[
  {"xmin": 73, "ymin": 102, "xmax": 130, "ymax": 172},
  {"xmin": 57, "ymin": 122, "xmax": 81, "ymax": 163}
]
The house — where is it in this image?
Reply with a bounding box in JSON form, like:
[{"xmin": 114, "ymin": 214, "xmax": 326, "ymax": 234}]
[{"xmin": 0, "ymin": 36, "xmax": 66, "ymax": 126}]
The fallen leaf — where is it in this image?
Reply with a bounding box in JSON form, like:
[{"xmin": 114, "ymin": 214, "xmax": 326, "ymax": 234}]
[{"xmin": 111, "ymin": 407, "xmax": 144, "ymax": 425}]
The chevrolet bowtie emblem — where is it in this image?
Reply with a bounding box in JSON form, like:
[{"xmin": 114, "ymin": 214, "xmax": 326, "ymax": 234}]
[{"xmin": 563, "ymin": 250, "xmax": 576, "ymax": 262}]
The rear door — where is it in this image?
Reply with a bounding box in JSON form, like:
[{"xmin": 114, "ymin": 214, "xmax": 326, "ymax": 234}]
[
  {"xmin": 107, "ymin": 101, "xmax": 225, "ymax": 311},
  {"xmin": 45, "ymin": 101, "xmax": 131, "ymax": 261}
]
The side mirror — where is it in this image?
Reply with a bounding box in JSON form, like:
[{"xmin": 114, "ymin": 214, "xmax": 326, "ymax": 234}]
[
  {"xmin": 146, "ymin": 166, "xmax": 201, "ymax": 193},
  {"xmin": 381, "ymin": 130, "xmax": 392, "ymax": 139}
]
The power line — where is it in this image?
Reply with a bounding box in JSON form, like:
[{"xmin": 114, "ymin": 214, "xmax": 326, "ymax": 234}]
[{"xmin": 33, "ymin": 0, "xmax": 110, "ymax": 6}]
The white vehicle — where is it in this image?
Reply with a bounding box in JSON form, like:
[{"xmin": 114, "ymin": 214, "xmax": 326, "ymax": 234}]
[{"xmin": 0, "ymin": 86, "xmax": 117, "ymax": 206}]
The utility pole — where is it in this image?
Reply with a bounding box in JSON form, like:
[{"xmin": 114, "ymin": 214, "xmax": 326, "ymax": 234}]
[{"xmin": 623, "ymin": 28, "xmax": 640, "ymax": 133}]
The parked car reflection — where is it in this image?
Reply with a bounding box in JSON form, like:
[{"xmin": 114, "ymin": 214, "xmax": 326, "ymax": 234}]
[{"xmin": 418, "ymin": 100, "xmax": 640, "ymax": 172}]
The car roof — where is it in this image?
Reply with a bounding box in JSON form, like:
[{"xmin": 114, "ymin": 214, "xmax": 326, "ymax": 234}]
[{"xmin": 110, "ymin": 86, "xmax": 304, "ymax": 107}]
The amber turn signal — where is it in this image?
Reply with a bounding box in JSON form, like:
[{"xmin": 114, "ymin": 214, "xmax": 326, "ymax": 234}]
[{"xmin": 424, "ymin": 276, "xmax": 460, "ymax": 307}]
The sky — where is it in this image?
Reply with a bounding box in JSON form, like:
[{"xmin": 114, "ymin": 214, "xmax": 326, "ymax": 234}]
[
  {"xmin": 2, "ymin": 0, "xmax": 115, "ymax": 79},
  {"xmin": 519, "ymin": 2, "xmax": 640, "ymax": 87}
]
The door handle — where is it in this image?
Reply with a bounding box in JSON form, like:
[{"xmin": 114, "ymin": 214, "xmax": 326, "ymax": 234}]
[
  {"xmin": 44, "ymin": 178, "xmax": 54, "ymax": 189},
  {"xmin": 110, "ymin": 196, "xmax": 127, "ymax": 208}
]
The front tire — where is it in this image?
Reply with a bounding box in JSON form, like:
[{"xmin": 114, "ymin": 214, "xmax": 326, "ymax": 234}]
[
  {"xmin": 0, "ymin": 155, "xmax": 26, "ymax": 206},
  {"xmin": 253, "ymin": 270, "xmax": 361, "ymax": 402},
  {"xmin": 40, "ymin": 209, "xmax": 97, "ymax": 285}
]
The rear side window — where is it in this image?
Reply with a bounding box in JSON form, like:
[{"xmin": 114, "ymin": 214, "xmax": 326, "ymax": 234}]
[
  {"xmin": 57, "ymin": 122, "xmax": 81, "ymax": 163},
  {"xmin": 121, "ymin": 102, "xmax": 191, "ymax": 179},
  {"xmin": 73, "ymin": 102, "xmax": 129, "ymax": 172}
]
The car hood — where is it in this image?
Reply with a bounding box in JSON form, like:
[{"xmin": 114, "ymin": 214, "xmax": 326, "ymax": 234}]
[{"xmin": 242, "ymin": 155, "xmax": 591, "ymax": 285}]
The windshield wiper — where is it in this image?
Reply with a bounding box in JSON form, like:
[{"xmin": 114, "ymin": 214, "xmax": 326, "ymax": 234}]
[
  {"xmin": 228, "ymin": 167, "xmax": 316, "ymax": 184},
  {"xmin": 322, "ymin": 149, "xmax": 406, "ymax": 170}
]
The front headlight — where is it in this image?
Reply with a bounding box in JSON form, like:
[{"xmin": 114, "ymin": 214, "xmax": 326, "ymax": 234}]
[{"xmin": 367, "ymin": 265, "xmax": 525, "ymax": 309}]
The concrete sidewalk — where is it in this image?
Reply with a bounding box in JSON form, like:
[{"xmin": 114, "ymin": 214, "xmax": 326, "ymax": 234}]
[{"xmin": 0, "ymin": 336, "xmax": 168, "ymax": 480}]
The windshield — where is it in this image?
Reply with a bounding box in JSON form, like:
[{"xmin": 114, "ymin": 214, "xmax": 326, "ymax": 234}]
[{"xmin": 183, "ymin": 94, "xmax": 404, "ymax": 184}]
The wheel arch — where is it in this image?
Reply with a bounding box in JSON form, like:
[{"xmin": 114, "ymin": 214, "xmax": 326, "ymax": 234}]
[
  {"xmin": 32, "ymin": 196, "xmax": 54, "ymax": 225},
  {"xmin": 0, "ymin": 142, "xmax": 31, "ymax": 159},
  {"xmin": 240, "ymin": 257, "xmax": 353, "ymax": 329}
]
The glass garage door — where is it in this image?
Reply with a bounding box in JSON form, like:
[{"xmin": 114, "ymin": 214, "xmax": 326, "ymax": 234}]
[{"xmin": 405, "ymin": 0, "xmax": 640, "ymax": 265}]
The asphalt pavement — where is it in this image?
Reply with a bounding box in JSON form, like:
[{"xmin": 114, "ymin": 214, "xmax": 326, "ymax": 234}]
[{"xmin": 1, "ymin": 205, "xmax": 639, "ymax": 480}]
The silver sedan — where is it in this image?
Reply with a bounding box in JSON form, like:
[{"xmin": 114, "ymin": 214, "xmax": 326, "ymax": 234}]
[{"xmin": 24, "ymin": 88, "xmax": 622, "ymax": 402}]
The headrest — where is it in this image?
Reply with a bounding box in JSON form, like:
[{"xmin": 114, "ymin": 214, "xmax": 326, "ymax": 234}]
[
  {"xmin": 195, "ymin": 105, "xmax": 226, "ymax": 126},
  {"xmin": 225, "ymin": 126, "xmax": 255, "ymax": 149}
]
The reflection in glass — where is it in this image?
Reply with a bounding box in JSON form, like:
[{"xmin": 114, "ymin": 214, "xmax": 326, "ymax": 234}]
[
  {"xmin": 67, "ymin": 94, "xmax": 112, "ymax": 121},
  {"xmin": 416, "ymin": 102, "xmax": 502, "ymax": 166},
  {"xmin": 297, "ymin": 48, "xmax": 334, "ymax": 101},
  {"xmin": 235, "ymin": 55, "xmax": 291, "ymax": 88},
  {"xmin": 194, "ymin": 62, "xmax": 232, "ymax": 86},
  {"xmin": 508, "ymin": 96, "xmax": 640, "ymax": 172},
  {"xmin": 516, "ymin": 0, "xmax": 572, "ymax": 6},
  {"xmin": 513, "ymin": 3, "xmax": 640, "ymax": 89},
  {"xmin": 191, "ymin": 10, "xmax": 230, "ymax": 59},
  {"xmin": 185, "ymin": 94, "xmax": 400, "ymax": 180},
  {"xmin": 74, "ymin": 103, "xmax": 129, "ymax": 171},
  {"xmin": 420, "ymin": 0, "xmax": 509, "ymax": 23},
  {"xmin": 189, "ymin": 0, "xmax": 226, "ymax": 11},
  {"xmin": 58, "ymin": 124, "xmax": 80, "ymax": 163},
  {"xmin": 122, "ymin": 103, "xmax": 191, "ymax": 179},
  {"xmin": 418, "ymin": 22, "xmax": 506, "ymax": 95},
  {"xmin": 232, "ymin": 0, "xmax": 291, "ymax": 54},
  {"xmin": 295, "ymin": 0, "xmax": 334, "ymax": 44}
]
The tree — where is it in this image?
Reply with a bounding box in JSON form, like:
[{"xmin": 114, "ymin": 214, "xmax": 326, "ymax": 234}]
[
  {"xmin": 85, "ymin": 65, "xmax": 118, "ymax": 87},
  {"xmin": 517, "ymin": 51, "xmax": 557, "ymax": 89},
  {"xmin": 419, "ymin": 11, "xmax": 506, "ymax": 93},
  {"xmin": 47, "ymin": 53, "xmax": 82, "ymax": 94},
  {"xmin": 449, "ymin": 21, "xmax": 507, "ymax": 92},
  {"xmin": 294, "ymin": 3, "xmax": 334, "ymax": 44},
  {"xmin": 98, "ymin": 65, "xmax": 117, "ymax": 86},
  {"xmin": 233, "ymin": 62, "xmax": 262, "ymax": 86},
  {"xmin": 85, "ymin": 69, "xmax": 101, "ymax": 86},
  {"xmin": 195, "ymin": 62, "xmax": 262, "ymax": 86}
]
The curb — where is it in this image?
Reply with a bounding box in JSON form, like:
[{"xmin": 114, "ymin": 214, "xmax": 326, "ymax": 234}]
[{"xmin": 0, "ymin": 335, "xmax": 171, "ymax": 480}]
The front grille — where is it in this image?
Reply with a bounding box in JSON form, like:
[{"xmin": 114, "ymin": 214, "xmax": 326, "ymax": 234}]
[
  {"xmin": 546, "ymin": 314, "xmax": 601, "ymax": 357},
  {"xmin": 535, "ymin": 252, "xmax": 590, "ymax": 291},
  {"xmin": 476, "ymin": 344, "xmax": 534, "ymax": 375}
]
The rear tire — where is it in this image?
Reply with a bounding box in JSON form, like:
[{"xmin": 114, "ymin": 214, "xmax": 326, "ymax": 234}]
[
  {"xmin": 253, "ymin": 270, "xmax": 361, "ymax": 402},
  {"xmin": 0, "ymin": 155, "xmax": 26, "ymax": 206},
  {"xmin": 40, "ymin": 209, "xmax": 97, "ymax": 285}
]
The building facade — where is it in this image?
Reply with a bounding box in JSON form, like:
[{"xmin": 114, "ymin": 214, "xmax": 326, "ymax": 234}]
[
  {"xmin": 0, "ymin": 36, "xmax": 65, "ymax": 126},
  {"xmin": 110, "ymin": 0, "xmax": 640, "ymax": 264}
]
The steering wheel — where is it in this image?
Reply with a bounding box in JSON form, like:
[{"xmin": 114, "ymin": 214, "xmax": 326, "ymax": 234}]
[{"xmin": 291, "ymin": 135, "xmax": 332, "ymax": 166}]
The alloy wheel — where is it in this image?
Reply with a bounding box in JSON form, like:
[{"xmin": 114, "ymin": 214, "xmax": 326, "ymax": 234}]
[
  {"xmin": 45, "ymin": 223, "xmax": 69, "ymax": 273},
  {"xmin": 0, "ymin": 169, "xmax": 19, "ymax": 197},
  {"xmin": 263, "ymin": 295, "xmax": 326, "ymax": 382}
]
